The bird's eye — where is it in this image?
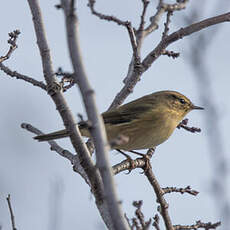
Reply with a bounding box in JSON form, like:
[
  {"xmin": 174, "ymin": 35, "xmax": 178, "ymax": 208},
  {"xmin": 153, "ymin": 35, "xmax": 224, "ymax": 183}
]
[{"xmin": 179, "ymin": 98, "xmax": 186, "ymax": 104}]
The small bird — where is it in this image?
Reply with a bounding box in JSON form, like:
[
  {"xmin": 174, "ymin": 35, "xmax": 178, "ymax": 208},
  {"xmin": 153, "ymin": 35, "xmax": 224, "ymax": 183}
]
[{"xmin": 34, "ymin": 90, "xmax": 203, "ymax": 150}]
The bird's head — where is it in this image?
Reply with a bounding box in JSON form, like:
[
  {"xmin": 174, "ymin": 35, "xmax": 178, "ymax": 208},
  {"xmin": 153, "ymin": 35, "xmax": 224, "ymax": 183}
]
[{"xmin": 152, "ymin": 91, "xmax": 204, "ymax": 121}]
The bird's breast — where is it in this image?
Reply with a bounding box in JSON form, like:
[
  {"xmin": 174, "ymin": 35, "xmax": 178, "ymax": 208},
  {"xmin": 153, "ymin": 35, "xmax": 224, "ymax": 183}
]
[{"xmin": 106, "ymin": 115, "xmax": 178, "ymax": 151}]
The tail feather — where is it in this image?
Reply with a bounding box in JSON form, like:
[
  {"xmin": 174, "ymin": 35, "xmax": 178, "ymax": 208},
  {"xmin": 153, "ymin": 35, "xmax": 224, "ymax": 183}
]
[
  {"xmin": 34, "ymin": 123, "xmax": 91, "ymax": 142},
  {"xmin": 34, "ymin": 129, "xmax": 68, "ymax": 142}
]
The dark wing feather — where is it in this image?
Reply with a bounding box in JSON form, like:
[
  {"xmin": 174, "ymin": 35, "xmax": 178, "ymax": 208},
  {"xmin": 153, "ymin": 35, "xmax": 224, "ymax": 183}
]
[{"xmin": 102, "ymin": 96, "xmax": 154, "ymax": 125}]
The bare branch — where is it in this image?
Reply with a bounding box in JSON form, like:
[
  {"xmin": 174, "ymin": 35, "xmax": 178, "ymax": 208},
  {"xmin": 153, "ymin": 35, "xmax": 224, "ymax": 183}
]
[
  {"xmin": 162, "ymin": 10, "xmax": 173, "ymax": 40},
  {"xmin": 0, "ymin": 30, "xmax": 47, "ymax": 91},
  {"xmin": 87, "ymin": 0, "xmax": 139, "ymax": 63},
  {"xmin": 152, "ymin": 214, "xmax": 160, "ymax": 230},
  {"xmin": 133, "ymin": 201, "xmax": 152, "ymax": 229},
  {"xmin": 113, "ymin": 148, "xmax": 155, "ymax": 175},
  {"xmin": 174, "ymin": 220, "xmax": 221, "ymax": 230},
  {"xmin": 61, "ymin": 1, "xmax": 128, "ymax": 229},
  {"xmin": 137, "ymin": 0, "xmax": 150, "ymax": 33},
  {"xmin": 0, "ymin": 63, "xmax": 47, "ymax": 90},
  {"xmin": 177, "ymin": 118, "xmax": 201, "ymax": 133},
  {"xmin": 0, "ymin": 30, "xmax": 20, "ymax": 63},
  {"xmin": 21, "ymin": 123, "xmax": 74, "ymax": 162},
  {"xmin": 144, "ymin": 167, "xmax": 174, "ymax": 230},
  {"xmin": 162, "ymin": 186, "xmax": 199, "ymax": 196},
  {"xmin": 110, "ymin": 11, "xmax": 230, "ymax": 109},
  {"xmin": 6, "ymin": 194, "xmax": 17, "ymax": 230},
  {"xmin": 21, "ymin": 123, "xmax": 91, "ymax": 185},
  {"xmin": 87, "ymin": 0, "xmax": 128, "ymax": 26},
  {"xmin": 161, "ymin": 49, "xmax": 180, "ymax": 59},
  {"xmin": 143, "ymin": 12, "xmax": 230, "ymax": 70},
  {"xmin": 56, "ymin": 67, "xmax": 75, "ymax": 92},
  {"xmin": 27, "ymin": 0, "xmax": 104, "ymax": 206},
  {"xmin": 144, "ymin": 0, "xmax": 189, "ymax": 36}
]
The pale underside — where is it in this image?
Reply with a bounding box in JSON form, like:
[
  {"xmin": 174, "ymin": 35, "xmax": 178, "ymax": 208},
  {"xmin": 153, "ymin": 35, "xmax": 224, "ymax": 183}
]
[{"xmin": 81, "ymin": 109, "xmax": 180, "ymax": 151}]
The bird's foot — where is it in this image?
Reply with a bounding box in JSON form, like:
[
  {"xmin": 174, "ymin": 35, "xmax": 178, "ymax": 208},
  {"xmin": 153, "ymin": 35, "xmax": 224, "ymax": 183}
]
[
  {"xmin": 129, "ymin": 150, "xmax": 152, "ymax": 173},
  {"xmin": 116, "ymin": 149, "xmax": 135, "ymax": 174}
]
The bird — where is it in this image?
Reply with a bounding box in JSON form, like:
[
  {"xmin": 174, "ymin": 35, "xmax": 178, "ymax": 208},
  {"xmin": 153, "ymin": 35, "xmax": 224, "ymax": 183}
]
[{"xmin": 34, "ymin": 90, "xmax": 204, "ymax": 150}]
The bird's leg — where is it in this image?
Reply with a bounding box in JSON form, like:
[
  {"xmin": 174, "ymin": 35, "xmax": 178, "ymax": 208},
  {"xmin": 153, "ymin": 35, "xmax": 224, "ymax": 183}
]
[
  {"xmin": 129, "ymin": 150, "xmax": 145, "ymax": 157},
  {"xmin": 129, "ymin": 150, "xmax": 152, "ymax": 172},
  {"xmin": 116, "ymin": 149, "xmax": 135, "ymax": 174}
]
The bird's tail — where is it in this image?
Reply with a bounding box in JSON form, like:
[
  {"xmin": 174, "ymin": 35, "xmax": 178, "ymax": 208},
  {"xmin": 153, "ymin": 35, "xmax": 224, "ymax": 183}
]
[
  {"xmin": 33, "ymin": 122, "xmax": 90, "ymax": 142},
  {"xmin": 34, "ymin": 129, "xmax": 68, "ymax": 142}
]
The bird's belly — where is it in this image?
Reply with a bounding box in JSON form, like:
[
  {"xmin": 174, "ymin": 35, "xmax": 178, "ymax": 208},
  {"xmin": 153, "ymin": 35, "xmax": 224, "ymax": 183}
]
[{"xmin": 106, "ymin": 120, "xmax": 176, "ymax": 151}]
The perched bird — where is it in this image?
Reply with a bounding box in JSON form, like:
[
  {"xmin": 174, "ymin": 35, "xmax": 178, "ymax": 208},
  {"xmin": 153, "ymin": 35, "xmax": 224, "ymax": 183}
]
[{"xmin": 34, "ymin": 90, "xmax": 203, "ymax": 150}]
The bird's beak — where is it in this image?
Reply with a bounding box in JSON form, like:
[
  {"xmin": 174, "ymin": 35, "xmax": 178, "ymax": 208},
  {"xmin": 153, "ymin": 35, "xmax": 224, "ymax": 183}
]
[{"xmin": 191, "ymin": 104, "xmax": 204, "ymax": 110}]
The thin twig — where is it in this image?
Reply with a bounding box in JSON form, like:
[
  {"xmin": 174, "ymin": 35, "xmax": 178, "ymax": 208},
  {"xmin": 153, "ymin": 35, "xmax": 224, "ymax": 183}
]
[
  {"xmin": 145, "ymin": 0, "xmax": 188, "ymax": 36},
  {"xmin": 87, "ymin": 0, "xmax": 139, "ymax": 63},
  {"xmin": 21, "ymin": 123, "xmax": 74, "ymax": 162},
  {"xmin": 133, "ymin": 201, "xmax": 152, "ymax": 229},
  {"xmin": 162, "ymin": 186, "xmax": 199, "ymax": 196},
  {"xmin": 88, "ymin": 0, "xmax": 128, "ymax": 25},
  {"xmin": 21, "ymin": 123, "xmax": 91, "ymax": 185},
  {"xmin": 174, "ymin": 220, "xmax": 221, "ymax": 230},
  {"xmin": 6, "ymin": 194, "xmax": 17, "ymax": 230},
  {"xmin": 137, "ymin": 0, "xmax": 150, "ymax": 33},
  {"xmin": 177, "ymin": 118, "xmax": 201, "ymax": 133},
  {"xmin": 162, "ymin": 10, "xmax": 173, "ymax": 40},
  {"xmin": 152, "ymin": 214, "xmax": 160, "ymax": 230},
  {"xmin": 0, "ymin": 30, "xmax": 20, "ymax": 63},
  {"xmin": 56, "ymin": 67, "xmax": 75, "ymax": 91},
  {"xmin": 161, "ymin": 49, "xmax": 180, "ymax": 59},
  {"xmin": 0, "ymin": 63, "xmax": 47, "ymax": 90}
]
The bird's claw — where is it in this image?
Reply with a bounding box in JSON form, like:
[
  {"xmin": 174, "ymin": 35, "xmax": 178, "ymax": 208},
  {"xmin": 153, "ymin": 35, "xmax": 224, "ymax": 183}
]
[
  {"xmin": 140, "ymin": 155, "xmax": 151, "ymax": 174},
  {"xmin": 116, "ymin": 149, "xmax": 135, "ymax": 174},
  {"xmin": 129, "ymin": 150, "xmax": 152, "ymax": 173}
]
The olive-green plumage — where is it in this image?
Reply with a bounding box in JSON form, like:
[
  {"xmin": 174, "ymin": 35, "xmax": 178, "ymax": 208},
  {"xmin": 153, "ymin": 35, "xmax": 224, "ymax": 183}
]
[{"xmin": 34, "ymin": 90, "xmax": 203, "ymax": 150}]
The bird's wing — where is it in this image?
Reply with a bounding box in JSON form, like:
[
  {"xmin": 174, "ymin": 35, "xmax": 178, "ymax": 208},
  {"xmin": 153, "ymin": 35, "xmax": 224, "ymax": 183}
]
[{"xmin": 102, "ymin": 98, "xmax": 153, "ymax": 125}]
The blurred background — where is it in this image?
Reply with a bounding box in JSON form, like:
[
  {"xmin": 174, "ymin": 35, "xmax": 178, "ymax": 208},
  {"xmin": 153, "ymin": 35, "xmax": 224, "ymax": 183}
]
[{"xmin": 0, "ymin": 0, "xmax": 230, "ymax": 229}]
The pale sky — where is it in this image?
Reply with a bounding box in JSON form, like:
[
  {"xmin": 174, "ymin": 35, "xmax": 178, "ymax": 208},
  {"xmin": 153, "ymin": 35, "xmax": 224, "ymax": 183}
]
[{"xmin": 0, "ymin": 1, "xmax": 230, "ymax": 230}]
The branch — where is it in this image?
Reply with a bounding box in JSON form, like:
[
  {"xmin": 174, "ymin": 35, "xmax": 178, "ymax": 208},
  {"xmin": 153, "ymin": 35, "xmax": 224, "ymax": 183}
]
[
  {"xmin": 21, "ymin": 123, "xmax": 91, "ymax": 185},
  {"xmin": 0, "ymin": 30, "xmax": 20, "ymax": 63},
  {"xmin": 0, "ymin": 63, "xmax": 47, "ymax": 90},
  {"xmin": 110, "ymin": 11, "xmax": 230, "ymax": 109},
  {"xmin": 162, "ymin": 186, "xmax": 199, "ymax": 196},
  {"xmin": 177, "ymin": 118, "xmax": 201, "ymax": 133},
  {"xmin": 87, "ymin": 0, "xmax": 139, "ymax": 63},
  {"xmin": 153, "ymin": 214, "xmax": 161, "ymax": 230},
  {"xmin": 112, "ymin": 148, "xmax": 155, "ymax": 175},
  {"xmin": 0, "ymin": 30, "xmax": 47, "ymax": 90},
  {"xmin": 55, "ymin": 67, "xmax": 75, "ymax": 92},
  {"xmin": 124, "ymin": 201, "xmax": 152, "ymax": 230},
  {"xmin": 174, "ymin": 220, "xmax": 221, "ymax": 230},
  {"xmin": 114, "ymin": 148, "xmax": 173, "ymax": 229},
  {"xmin": 161, "ymin": 49, "xmax": 180, "ymax": 59},
  {"xmin": 27, "ymin": 0, "xmax": 104, "ymax": 206},
  {"xmin": 142, "ymin": 12, "xmax": 230, "ymax": 71},
  {"xmin": 21, "ymin": 123, "xmax": 74, "ymax": 160},
  {"xmin": 133, "ymin": 201, "xmax": 152, "ymax": 229},
  {"xmin": 61, "ymin": 0, "xmax": 128, "ymax": 229},
  {"xmin": 113, "ymin": 156, "xmax": 147, "ymax": 175},
  {"xmin": 137, "ymin": 0, "xmax": 150, "ymax": 33},
  {"xmin": 144, "ymin": 167, "xmax": 174, "ymax": 230},
  {"xmin": 6, "ymin": 194, "xmax": 17, "ymax": 230},
  {"xmin": 162, "ymin": 10, "xmax": 173, "ymax": 40},
  {"xmin": 144, "ymin": 0, "xmax": 189, "ymax": 36}
]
